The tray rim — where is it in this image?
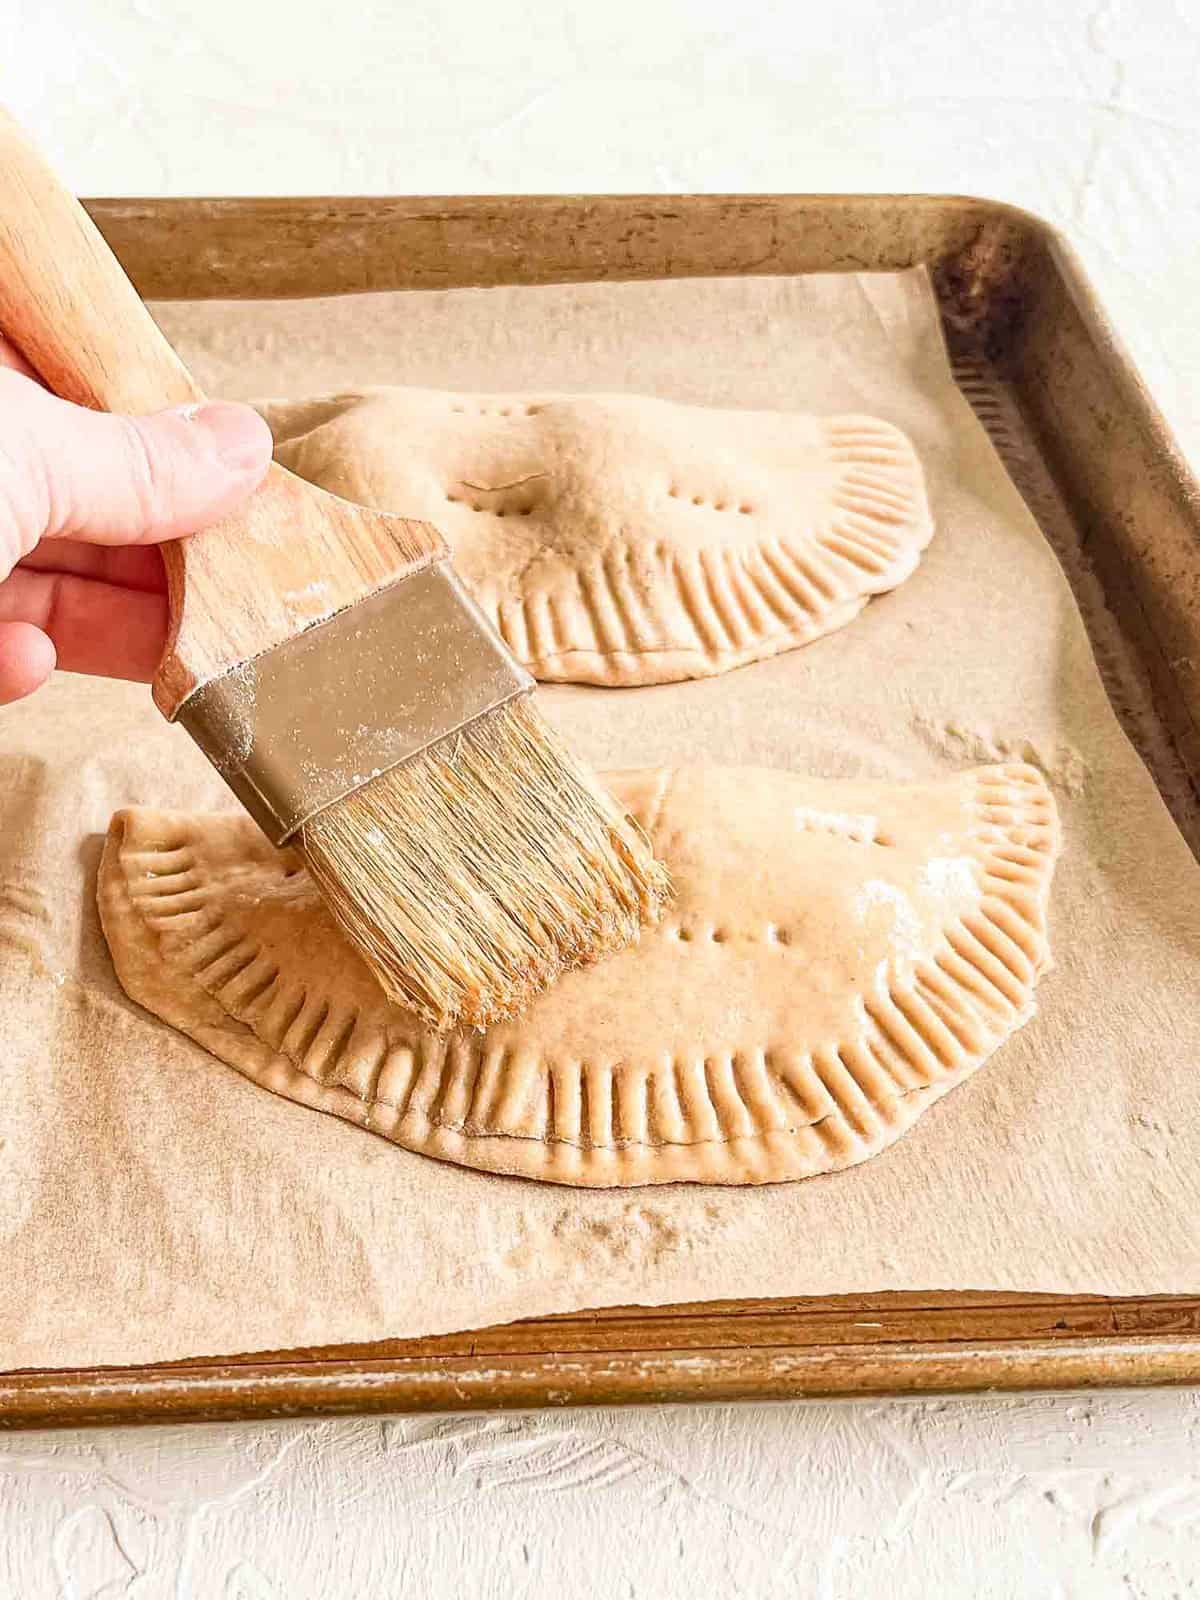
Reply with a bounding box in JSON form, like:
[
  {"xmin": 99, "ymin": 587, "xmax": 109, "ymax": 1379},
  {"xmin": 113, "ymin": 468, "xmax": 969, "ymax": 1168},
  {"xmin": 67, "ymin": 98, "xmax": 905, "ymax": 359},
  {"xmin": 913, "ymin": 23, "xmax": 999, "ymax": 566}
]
[
  {"xmin": 5, "ymin": 1291, "xmax": 1200, "ymax": 1429},
  {"xmin": 6, "ymin": 190, "xmax": 1195, "ymax": 1428}
]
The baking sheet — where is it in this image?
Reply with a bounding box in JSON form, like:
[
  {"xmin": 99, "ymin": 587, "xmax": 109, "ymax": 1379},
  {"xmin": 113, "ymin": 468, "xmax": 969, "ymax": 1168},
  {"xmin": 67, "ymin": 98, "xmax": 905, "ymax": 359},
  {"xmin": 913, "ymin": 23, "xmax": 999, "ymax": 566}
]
[{"xmin": 1, "ymin": 266, "xmax": 1198, "ymax": 1372}]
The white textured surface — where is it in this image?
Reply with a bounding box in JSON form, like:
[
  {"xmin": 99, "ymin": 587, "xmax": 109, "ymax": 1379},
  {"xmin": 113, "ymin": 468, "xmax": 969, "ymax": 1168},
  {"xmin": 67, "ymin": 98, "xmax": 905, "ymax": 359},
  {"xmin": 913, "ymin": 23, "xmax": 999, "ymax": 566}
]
[
  {"xmin": 4, "ymin": 0, "xmax": 1200, "ymax": 1594},
  {"xmin": 5, "ymin": 1396, "xmax": 1200, "ymax": 1597}
]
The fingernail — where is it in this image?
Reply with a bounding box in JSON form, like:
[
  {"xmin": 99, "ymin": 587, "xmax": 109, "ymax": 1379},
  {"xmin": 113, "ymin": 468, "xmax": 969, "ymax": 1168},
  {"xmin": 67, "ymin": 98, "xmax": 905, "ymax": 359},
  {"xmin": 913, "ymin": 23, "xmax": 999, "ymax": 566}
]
[{"xmin": 183, "ymin": 401, "xmax": 273, "ymax": 474}]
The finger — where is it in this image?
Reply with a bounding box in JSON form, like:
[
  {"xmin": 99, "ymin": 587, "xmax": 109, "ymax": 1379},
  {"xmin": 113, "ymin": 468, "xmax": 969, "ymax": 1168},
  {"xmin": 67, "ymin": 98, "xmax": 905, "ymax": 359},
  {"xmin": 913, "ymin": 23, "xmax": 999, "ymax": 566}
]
[
  {"xmin": 0, "ymin": 566, "xmax": 166, "ymax": 680},
  {"xmin": 17, "ymin": 539, "xmax": 165, "ymax": 593},
  {"xmin": 0, "ymin": 372, "xmax": 274, "ymax": 561},
  {"xmin": 0, "ymin": 621, "xmax": 56, "ymax": 704}
]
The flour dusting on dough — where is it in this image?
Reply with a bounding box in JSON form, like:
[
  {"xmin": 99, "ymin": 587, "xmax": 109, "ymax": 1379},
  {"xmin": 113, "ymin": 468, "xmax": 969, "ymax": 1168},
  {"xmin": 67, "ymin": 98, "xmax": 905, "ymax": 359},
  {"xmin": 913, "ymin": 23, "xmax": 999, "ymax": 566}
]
[
  {"xmin": 920, "ymin": 856, "xmax": 977, "ymax": 899},
  {"xmin": 854, "ymin": 879, "xmax": 924, "ymax": 963}
]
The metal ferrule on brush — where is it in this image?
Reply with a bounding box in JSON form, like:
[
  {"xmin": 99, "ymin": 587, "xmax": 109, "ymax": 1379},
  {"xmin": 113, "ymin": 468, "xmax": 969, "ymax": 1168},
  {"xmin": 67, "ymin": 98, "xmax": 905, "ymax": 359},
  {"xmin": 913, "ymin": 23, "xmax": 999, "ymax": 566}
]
[{"xmin": 174, "ymin": 562, "xmax": 535, "ymax": 845}]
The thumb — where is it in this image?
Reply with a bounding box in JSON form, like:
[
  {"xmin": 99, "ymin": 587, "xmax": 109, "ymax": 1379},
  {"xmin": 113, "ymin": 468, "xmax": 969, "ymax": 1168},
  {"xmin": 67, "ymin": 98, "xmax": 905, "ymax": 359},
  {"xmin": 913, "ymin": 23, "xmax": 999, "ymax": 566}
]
[{"xmin": 0, "ymin": 370, "xmax": 274, "ymax": 565}]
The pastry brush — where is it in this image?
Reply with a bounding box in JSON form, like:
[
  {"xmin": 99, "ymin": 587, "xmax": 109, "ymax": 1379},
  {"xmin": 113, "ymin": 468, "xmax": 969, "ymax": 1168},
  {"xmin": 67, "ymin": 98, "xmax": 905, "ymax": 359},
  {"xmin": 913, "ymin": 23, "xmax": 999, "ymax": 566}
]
[{"xmin": 0, "ymin": 112, "xmax": 669, "ymax": 1029}]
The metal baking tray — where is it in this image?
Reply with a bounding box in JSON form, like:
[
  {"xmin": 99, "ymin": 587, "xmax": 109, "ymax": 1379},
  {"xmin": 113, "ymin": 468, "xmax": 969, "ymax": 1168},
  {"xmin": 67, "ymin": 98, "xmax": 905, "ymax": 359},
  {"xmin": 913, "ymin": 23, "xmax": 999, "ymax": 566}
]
[{"xmin": 4, "ymin": 194, "xmax": 1197, "ymax": 1429}]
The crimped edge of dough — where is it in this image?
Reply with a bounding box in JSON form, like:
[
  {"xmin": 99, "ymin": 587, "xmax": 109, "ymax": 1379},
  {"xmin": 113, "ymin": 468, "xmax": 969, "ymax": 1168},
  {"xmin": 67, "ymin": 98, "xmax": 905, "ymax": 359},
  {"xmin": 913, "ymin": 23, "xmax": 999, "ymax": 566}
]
[{"xmin": 98, "ymin": 764, "xmax": 1059, "ymax": 1189}]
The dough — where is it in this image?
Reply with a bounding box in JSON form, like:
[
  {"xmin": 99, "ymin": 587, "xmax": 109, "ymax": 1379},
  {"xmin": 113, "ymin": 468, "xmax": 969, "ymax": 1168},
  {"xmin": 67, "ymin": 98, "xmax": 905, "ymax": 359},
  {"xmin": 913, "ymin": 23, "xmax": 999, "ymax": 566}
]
[
  {"xmin": 258, "ymin": 389, "xmax": 934, "ymax": 686},
  {"xmin": 99, "ymin": 764, "xmax": 1059, "ymax": 1188}
]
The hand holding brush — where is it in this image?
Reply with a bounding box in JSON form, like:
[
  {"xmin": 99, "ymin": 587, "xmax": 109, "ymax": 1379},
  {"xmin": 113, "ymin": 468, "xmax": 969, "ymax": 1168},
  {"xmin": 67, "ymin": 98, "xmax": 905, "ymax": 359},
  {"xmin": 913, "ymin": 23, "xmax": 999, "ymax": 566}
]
[
  {"xmin": 0, "ymin": 332, "xmax": 272, "ymax": 700},
  {"xmin": 0, "ymin": 111, "xmax": 670, "ymax": 1030}
]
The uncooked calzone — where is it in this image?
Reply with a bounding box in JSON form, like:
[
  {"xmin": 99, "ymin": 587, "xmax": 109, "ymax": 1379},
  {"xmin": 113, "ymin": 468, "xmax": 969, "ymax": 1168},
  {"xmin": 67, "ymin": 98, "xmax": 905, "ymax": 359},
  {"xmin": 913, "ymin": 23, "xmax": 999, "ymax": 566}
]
[
  {"xmin": 99, "ymin": 764, "xmax": 1058, "ymax": 1187},
  {"xmin": 258, "ymin": 389, "xmax": 934, "ymax": 686}
]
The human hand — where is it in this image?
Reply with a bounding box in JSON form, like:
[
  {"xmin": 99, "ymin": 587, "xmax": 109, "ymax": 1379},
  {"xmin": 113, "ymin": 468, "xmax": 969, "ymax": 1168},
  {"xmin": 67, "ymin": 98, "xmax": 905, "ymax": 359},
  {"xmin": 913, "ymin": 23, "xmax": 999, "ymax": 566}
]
[{"xmin": 0, "ymin": 336, "xmax": 273, "ymax": 704}]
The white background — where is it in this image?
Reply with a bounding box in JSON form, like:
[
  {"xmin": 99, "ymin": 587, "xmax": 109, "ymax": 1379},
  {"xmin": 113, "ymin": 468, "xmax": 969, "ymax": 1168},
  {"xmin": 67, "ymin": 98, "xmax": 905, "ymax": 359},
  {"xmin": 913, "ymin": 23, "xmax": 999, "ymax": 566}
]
[{"xmin": 4, "ymin": 1, "xmax": 1200, "ymax": 1594}]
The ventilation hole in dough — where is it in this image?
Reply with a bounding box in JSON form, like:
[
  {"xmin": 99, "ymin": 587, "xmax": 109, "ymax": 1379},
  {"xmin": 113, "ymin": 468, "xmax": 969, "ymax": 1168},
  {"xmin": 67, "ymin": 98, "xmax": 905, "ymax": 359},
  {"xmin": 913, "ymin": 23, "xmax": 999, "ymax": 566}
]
[
  {"xmin": 714, "ymin": 501, "xmax": 728, "ymax": 511},
  {"xmin": 451, "ymin": 403, "xmax": 465, "ymax": 413},
  {"xmin": 526, "ymin": 404, "xmax": 542, "ymax": 416},
  {"xmin": 711, "ymin": 928, "xmax": 727, "ymax": 943},
  {"xmin": 692, "ymin": 494, "xmax": 704, "ymax": 506},
  {"xmin": 738, "ymin": 504, "xmax": 753, "ymax": 515},
  {"xmin": 668, "ymin": 485, "xmax": 679, "ymax": 498},
  {"xmin": 520, "ymin": 505, "xmax": 534, "ymax": 516},
  {"xmin": 677, "ymin": 927, "xmax": 693, "ymax": 942},
  {"xmin": 446, "ymin": 492, "xmax": 460, "ymax": 502}
]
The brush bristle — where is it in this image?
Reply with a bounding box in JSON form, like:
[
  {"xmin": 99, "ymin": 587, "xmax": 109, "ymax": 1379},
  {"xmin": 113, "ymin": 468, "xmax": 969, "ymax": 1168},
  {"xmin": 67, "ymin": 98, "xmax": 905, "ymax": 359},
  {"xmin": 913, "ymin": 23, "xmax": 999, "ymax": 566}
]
[{"xmin": 298, "ymin": 696, "xmax": 671, "ymax": 1030}]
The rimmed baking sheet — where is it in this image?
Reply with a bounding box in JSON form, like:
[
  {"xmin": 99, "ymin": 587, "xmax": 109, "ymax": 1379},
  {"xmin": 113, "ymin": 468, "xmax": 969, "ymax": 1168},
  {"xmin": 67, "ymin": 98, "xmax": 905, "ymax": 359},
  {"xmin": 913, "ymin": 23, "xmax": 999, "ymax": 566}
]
[{"xmin": 0, "ymin": 196, "xmax": 1197, "ymax": 1426}]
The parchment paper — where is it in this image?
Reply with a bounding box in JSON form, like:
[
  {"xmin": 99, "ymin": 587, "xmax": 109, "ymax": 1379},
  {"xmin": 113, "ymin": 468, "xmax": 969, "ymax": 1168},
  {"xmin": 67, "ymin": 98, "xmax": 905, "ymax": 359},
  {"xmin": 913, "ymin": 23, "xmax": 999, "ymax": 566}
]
[{"xmin": 3, "ymin": 268, "xmax": 1198, "ymax": 1371}]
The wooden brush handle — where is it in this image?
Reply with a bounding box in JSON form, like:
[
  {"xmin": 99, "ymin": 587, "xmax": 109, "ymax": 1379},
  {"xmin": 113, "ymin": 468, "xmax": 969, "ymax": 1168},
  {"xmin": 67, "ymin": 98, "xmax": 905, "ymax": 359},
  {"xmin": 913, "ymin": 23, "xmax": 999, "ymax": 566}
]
[{"xmin": 0, "ymin": 110, "xmax": 445, "ymax": 717}]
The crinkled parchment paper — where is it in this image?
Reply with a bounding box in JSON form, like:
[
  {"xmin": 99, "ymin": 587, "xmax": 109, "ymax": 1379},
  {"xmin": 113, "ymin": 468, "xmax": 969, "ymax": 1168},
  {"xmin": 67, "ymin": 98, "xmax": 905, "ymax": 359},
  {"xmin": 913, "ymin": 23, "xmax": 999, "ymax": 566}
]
[{"xmin": 2, "ymin": 268, "xmax": 1197, "ymax": 1369}]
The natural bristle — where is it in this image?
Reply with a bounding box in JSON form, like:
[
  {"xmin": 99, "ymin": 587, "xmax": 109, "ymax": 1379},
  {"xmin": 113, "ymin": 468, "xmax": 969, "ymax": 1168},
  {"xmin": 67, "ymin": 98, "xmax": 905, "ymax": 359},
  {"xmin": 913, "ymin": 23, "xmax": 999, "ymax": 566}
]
[{"xmin": 299, "ymin": 697, "xmax": 671, "ymax": 1030}]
